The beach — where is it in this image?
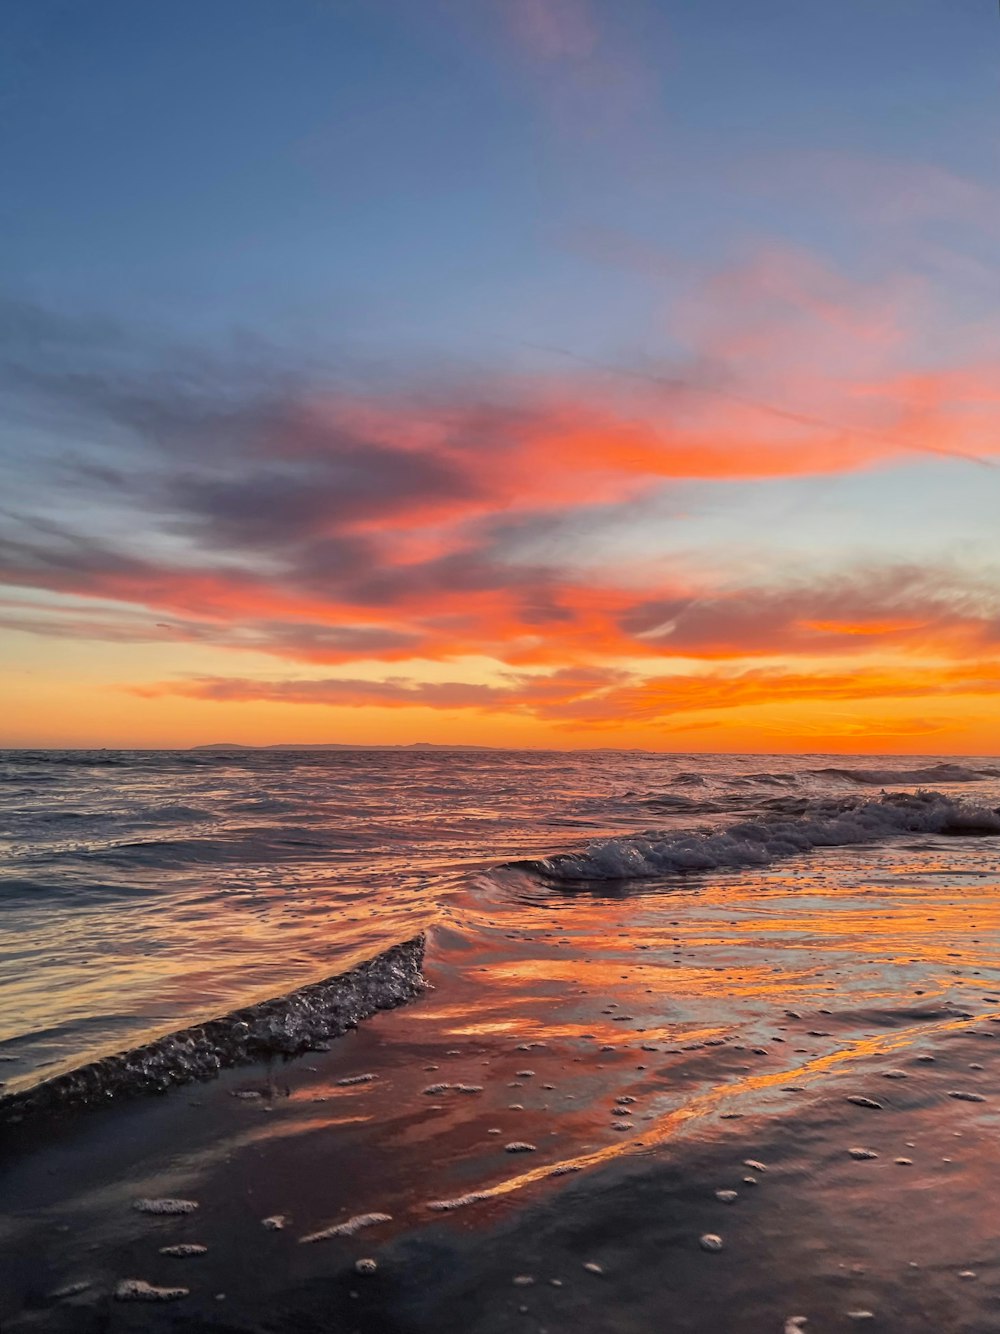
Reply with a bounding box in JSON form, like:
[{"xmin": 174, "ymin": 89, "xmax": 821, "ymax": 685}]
[
  {"xmin": 3, "ymin": 749, "xmax": 1000, "ymax": 1330},
  {"xmin": 6, "ymin": 5, "xmax": 1000, "ymax": 1328}
]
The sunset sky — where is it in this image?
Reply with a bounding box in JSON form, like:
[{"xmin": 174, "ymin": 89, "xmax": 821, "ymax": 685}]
[{"xmin": 2, "ymin": 0, "xmax": 999, "ymax": 751}]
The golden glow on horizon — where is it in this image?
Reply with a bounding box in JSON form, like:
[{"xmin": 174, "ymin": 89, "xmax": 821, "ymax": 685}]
[{"xmin": 4, "ymin": 647, "xmax": 1000, "ymax": 753}]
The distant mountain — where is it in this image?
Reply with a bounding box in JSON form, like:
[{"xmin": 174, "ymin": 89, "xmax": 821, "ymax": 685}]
[{"xmin": 189, "ymin": 741, "xmax": 497, "ymax": 752}]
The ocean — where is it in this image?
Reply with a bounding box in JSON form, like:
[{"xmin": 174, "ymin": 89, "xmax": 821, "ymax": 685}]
[{"xmin": 4, "ymin": 748, "xmax": 1000, "ymax": 1330}]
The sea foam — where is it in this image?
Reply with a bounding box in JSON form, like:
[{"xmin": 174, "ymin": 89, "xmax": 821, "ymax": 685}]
[{"xmin": 534, "ymin": 791, "xmax": 1000, "ymax": 882}]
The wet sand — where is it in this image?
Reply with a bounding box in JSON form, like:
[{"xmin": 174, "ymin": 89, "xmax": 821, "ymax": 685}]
[
  {"xmin": 6, "ymin": 1005, "xmax": 1000, "ymax": 1332},
  {"xmin": 4, "ymin": 834, "xmax": 1000, "ymax": 1331}
]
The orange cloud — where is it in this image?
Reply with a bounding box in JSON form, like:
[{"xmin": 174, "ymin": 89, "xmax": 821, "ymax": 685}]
[
  {"xmin": 5, "ymin": 542, "xmax": 1000, "ymax": 678},
  {"xmin": 132, "ymin": 658, "xmax": 1000, "ymax": 731}
]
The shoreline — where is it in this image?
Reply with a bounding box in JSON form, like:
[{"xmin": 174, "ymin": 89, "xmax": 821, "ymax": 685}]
[{"xmin": 6, "ymin": 874, "xmax": 1000, "ymax": 1330}]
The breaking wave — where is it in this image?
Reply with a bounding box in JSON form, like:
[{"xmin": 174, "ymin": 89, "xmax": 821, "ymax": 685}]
[
  {"xmin": 525, "ymin": 791, "xmax": 1000, "ymax": 882},
  {"xmin": 0, "ymin": 936, "xmax": 425, "ymax": 1123}
]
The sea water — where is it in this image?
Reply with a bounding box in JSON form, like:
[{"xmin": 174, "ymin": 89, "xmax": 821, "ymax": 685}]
[{"xmin": 2, "ymin": 748, "xmax": 999, "ymax": 1100}]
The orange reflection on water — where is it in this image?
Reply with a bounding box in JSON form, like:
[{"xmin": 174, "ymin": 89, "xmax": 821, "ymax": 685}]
[{"xmin": 427, "ymin": 1005, "xmax": 1000, "ymax": 1214}]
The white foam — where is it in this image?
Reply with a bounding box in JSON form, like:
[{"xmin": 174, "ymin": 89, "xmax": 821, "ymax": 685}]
[
  {"xmin": 114, "ymin": 1279, "xmax": 189, "ymax": 1302},
  {"xmin": 537, "ymin": 792, "xmax": 1000, "ymax": 882},
  {"xmin": 133, "ymin": 1198, "xmax": 198, "ymax": 1215},
  {"xmin": 426, "ymin": 1190, "xmax": 490, "ymax": 1211},
  {"xmin": 299, "ymin": 1211, "xmax": 392, "ymax": 1243}
]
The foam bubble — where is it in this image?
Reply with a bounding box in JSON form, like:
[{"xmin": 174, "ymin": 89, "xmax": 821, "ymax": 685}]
[{"xmin": 299, "ymin": 1212, "xmax": 392, "ymax": 1243}]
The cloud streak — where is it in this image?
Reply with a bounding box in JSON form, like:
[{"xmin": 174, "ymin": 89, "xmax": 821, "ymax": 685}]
[{"xmin": 132, "ymin": 658, "xmax": 1000, "ymax": 731}]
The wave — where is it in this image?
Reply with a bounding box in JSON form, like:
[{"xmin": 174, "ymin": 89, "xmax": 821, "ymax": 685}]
[
  {"xmin": 812, "ymin": 762, "xmax": 996, "ymax": 785},
  {"xmin": 0, "ymin": 936, "xmax": 425, "ymax": 1123},
  {"xmin": 0, "ymin": 876, "xmax": 163, "ymax": 903},
  {"xmin": 0, "ymin": 751, "xmax": 139, "ymax": 768},
  {"xmin": 69, "ymin": 827, "xmax": 358, "ymax": 870},
  {"xmin": 640, "ymin": 793, "xmax": 720, "ymax": 812},
  {"xmin": 527, "ymin": 791, "xmax": 1000, "ymax": 882}
]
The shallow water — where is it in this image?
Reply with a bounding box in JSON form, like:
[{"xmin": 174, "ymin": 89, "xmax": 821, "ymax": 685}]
[{"xmin": 3, "ymin": 748, "xmax": 999, "ymax": 1096}]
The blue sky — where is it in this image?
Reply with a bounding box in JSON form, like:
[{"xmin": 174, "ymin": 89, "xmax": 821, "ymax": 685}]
[{"xmin": 4, "ymin": 0, "xmax": 995, "ymax": 355}]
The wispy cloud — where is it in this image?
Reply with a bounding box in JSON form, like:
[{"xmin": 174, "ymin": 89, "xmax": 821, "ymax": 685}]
[
  {"xmin": 497, "ymin": 0, "xmax": 660, "ymax": 140},
  {"xmin": 131, "ymin": 658, "xmax": 1000, "ymax": 732}
]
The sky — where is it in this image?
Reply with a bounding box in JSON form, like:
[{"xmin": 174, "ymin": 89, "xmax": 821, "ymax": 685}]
[{"xmin": 2, "ymin": 0, "xmax": 1000, "ymax": 753}]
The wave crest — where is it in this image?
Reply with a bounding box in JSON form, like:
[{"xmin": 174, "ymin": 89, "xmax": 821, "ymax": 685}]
[
  {"xmin": 1, "ymin": 936, "xmax": 425, "ymax": 1122},
  {"xmin": 530, "ymin": 792, "xmax": 1000, "ymax": 882}
]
